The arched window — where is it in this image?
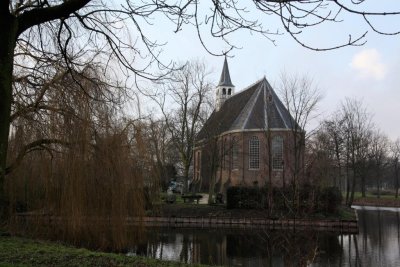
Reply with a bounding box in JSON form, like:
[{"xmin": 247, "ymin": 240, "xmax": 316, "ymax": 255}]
[
  {"xmin": 228, "ymin": 88, "xmax": 232, "ymax": 95},
  {"xmin": 232, "ymin": 136, "xmax": 239, "ymax": 170},
  {"xmin": 249, "ymin": 136, "xmax": 260, "ymax": 169},
  {"xmin": 222, "ymin": 88, "xmax": 226, "ymax": 95},
  {"xmin": 272, "ymin": 136, "xmax": 283, "ymax": 170}
]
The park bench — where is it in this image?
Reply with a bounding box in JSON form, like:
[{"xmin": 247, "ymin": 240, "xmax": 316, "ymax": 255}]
[{"xmin": 181, "ymin": 194, "xmax": 202, "ymax": 204}]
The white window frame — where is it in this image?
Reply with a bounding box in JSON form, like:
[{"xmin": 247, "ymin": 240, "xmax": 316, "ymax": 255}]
[
  {"xmin": 272, "ymin": 136, "xmax": 284, "ymax": 171},
  {"xmin": 232, "ymin": 137, "xmax": 239, "ymax": 170}
]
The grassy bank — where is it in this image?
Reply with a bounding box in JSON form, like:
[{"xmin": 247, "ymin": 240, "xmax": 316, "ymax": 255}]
[
  {"xmin": 0, "ymin": 231, "xmax": 207, "ymax": 267},
  {"xmin": 352, "ymin": 191, "xmax": 399, "ymax": 199},
  {"xmin": 351, "ymin": 192, "xmax": 400, "ymax": 207}
]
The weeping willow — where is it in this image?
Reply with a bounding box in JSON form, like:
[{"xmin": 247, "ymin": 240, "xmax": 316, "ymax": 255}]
[{"xmin": 6, "ymin": 65, "xmax": 157, "ymax": 250}]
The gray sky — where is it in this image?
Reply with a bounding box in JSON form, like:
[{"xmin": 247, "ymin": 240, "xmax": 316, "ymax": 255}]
[{"xmin": 134, "ymin": 1, "xmax": 400, "ymax": 140}]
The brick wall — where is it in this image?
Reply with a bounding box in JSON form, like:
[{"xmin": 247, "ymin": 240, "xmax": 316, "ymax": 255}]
[{"xmin": 195, "ymin": 130, "xmax": 304, "ymax": 193}]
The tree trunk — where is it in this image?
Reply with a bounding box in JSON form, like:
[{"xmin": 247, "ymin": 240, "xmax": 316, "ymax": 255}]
[
  {"xmin": 345, "ymin": 163, "xmax": 350, "ymax": 205},
  {"xmin": 361, "ymin": 173, "xmax": 366, "ymax": 197},
  {"xmin": 394, "ymin": 161, "xmax": 399, "ymax": 199},
  {"xmin": 349, "ymin": 168, "xmax": 356, "ymax": 206},
  {"xmin": 0, "ymin": 13, "xmax": 17, "ymax": 220},
  {"xmin": 183, "ymin": 163, "xmax": 190, "ymax": 194},
  {"xmin": 208, "ymin": 139, "xmax": 219, "ymax": 204},
  {"xmin": 377, "ymin": 166, "xmax": 381, "ymax": 199}
]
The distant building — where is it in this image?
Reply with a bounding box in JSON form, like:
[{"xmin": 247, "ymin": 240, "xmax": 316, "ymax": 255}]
[{"xmin": 193, "ymin": 58, "xmax": 304, "ymax": 193}]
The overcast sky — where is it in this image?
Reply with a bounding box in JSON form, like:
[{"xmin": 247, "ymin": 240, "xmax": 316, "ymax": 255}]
[{"xmin": 131, "ymin": 1, "xmax": 400, "ymax": 141}]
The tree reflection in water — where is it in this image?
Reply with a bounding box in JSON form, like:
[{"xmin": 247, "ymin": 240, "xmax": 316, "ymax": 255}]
[{"xmin": 129, "ymin": 208, "xmax": 400, "ymax": 267}]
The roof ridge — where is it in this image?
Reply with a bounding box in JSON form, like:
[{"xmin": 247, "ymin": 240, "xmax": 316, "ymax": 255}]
[
  {"xmin": 222, "ymin": 78, "xmax": 263, "ymax": 106},
  {"xmin": 240, "ymin": 83, "xmax": 263, "ymax": 130},
  {"xmin": 234, "ymin": 78, "xmax": 265, "ymax": 95},
  {"xmin": 229, "ymin": 80, "xmax": 263, "ymax": 130}
]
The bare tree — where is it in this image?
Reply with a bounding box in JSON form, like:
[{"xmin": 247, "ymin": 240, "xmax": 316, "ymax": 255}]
[
  {"xmin": 6, "ymin": 66, "xmax": 149, "ymax": 248},
  {"xmin": 278, "ymin": 72, "xmax": 321, "ymax": 211},
  {"xmin": 147, "ymin": 118, "xmax": 178, "ymax": 190},
  {"xmin": 321, "ymin": 114, "xmax": 346, "ymax": 190},
  {"xmin": 149, "ymin": 60, "xmax": 212, "ymax": 193},
  {"xmin": 307, "ymin": 126, "xmax": 337, "ymax": 188},
  {"xmin": 339, "ymin": 98, "xmax": 372, "ymax": 205},
  {"xmin": 369, "ymin": 130, "xmax": 389, "ymax": 199},
  {"xmin": 390, "ymin": 139, "xmax": 400, "ymax": 198}
]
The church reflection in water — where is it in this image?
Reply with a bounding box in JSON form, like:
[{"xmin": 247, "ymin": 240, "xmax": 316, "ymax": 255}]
[{"xmin": 130, "ymin": 207, "xmax": 400, "ymax": 267}]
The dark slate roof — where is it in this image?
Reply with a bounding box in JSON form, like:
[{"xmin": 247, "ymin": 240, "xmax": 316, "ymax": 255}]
[
  {"xmin": 218, "ymin": 57, "xmax": 234, "ymax": 87},
  {"xmin": 196, "ymin": 78, "xmax": 299, "ymax": 141}
]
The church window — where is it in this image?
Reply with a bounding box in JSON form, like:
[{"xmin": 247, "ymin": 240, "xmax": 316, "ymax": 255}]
[
  {"xmin": 272, "ymin": 136, "xmax": 284, "ymax": 170},
  {"xmin": 222, "ymin": 88, "xmax": 226, "ymax": 95},
  {"xmin": 228, "ymin": 88, "xmax": 232, "ymax": 95},
  {"xmin": 249, "ymin": 136, "xmax": 260, "ymax": 170},
  {"xmin": 232, "ymin": 136, "xmax": 239, "ymax": 170}
]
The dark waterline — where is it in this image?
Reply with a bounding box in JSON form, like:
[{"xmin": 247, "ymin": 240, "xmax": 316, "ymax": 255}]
[{"xmin": 129, "ymin": 207, "xmax": 400, "ymax": 267}]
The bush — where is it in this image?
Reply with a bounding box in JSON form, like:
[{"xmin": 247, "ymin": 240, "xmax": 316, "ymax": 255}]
[
  {"xmin": 226, "ymin": 186, "xmax": 266, "ymax": 209},
  {"xmin": 272, "ymin": 187, "xmax": 293, "ymax": 210},
  {"xmin": 298, "ymin": 183, "xmax": 319, "ymax": 212},
  {"xmin": 319, "ymin": 187, "xmax": 342, "ymax": 213},
  {"xmin": 226, "ymin": 185, "xmax": 342, "ymax": 214}
]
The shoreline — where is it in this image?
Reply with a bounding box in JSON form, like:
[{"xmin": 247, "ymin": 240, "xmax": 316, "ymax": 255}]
[
  {"xmin": 16, "ymin": 204, "xmax": 359, "ymax": 234},
  {"xmin": 0, "ymin": 232, "xmax": 207, "ymax": 267},
  {"xmin": 352, "ymin": 198, "xmax": 400, "ymax": 208},
  {"xmin": 128, "ymin": 215, "xmax": 358, "ymax": 234}
]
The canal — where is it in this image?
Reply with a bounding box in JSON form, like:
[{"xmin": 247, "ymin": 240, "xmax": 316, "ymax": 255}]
[{"xmin": 129, "ymin": 206, "xmax": 400, "ymax": 266}]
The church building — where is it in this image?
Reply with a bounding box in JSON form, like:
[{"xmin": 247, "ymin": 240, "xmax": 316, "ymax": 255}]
[{"xmin": 193, "ymin": 58, "xmax": 304, "ymax": 193}]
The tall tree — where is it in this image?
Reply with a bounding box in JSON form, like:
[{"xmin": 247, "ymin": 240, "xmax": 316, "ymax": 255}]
[
  {"xmin": 340, "ymin": 98, "xmax": 372, "ymax": 205},
  {"xmin": 147, "ymin": 118, "xmax": 178, "ymax": 190},
  {"xmin": 390, "ymin": 139, "xmax": 400, "ymax": 198},
  {"xmin": 322, "ymin": 115, "xmax": 346, "ymax": 190},
  {"xmin": 150, "ymin": 60, "xmax": 212, "ymax": 192},
  {"xmin": 278, "ymin": 72, "xmax": 321, "ymax": 211},
  {"xmin": 6, "ymin": 66, "xmax": 147, "ymax": 248},
  {"xmin": 369, "ymin": 130, "xmax": 389, "ymax": 199}
]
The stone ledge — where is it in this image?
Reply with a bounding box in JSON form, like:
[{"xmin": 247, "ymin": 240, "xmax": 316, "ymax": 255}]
[{"xmin": 127, "ymin": 216, "xmax": 358, "ymax": 234}]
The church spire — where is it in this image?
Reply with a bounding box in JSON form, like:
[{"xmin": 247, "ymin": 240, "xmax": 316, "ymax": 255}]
[
  {"xmin": 215, "ymin": 57, "xmax": 235, "ymax": 111},
  {"xmin": 218, "ymin": 56, "xmax": 234, "ymax": 87}
]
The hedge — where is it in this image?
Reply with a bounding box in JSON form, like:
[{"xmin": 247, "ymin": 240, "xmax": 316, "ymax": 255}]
[{"xmin": 226, "ymin": 185, "xmax": 342, "ymax": 214}]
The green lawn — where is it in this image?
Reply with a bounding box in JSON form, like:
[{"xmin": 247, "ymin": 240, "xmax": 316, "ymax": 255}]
[
  {"xmin": 0, "ymin": 232, "xmax": 209, "ymax": 267},
  {"xmin": 309, "ymin": 206, "xmax": 356, "ymax": 220},
  {"xmin": 351, "ymin": 191, "xmax": 399, "ymax": 200}
]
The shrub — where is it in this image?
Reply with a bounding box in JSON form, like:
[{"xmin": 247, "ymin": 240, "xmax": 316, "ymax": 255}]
[
  {"xmin": 298, "ymin": 183, "xmax": 320, "ymax": 212},
  {"xmin": 272, "ymin": 187, "xmax": 293, "ymax": 210},
  {"xmin": 226, "ymin": 186, "xmax": 266, "ymax": 209},
  {"xmin": 319, "ymin": 187, "xmax": 342, "ymax": 213},
  {"xmin": 226, "ymin": 185, "xmax": 342, "ymax": 214}
]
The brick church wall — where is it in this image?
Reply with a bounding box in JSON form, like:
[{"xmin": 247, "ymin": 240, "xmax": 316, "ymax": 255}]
[{"xmin": 194, "ymin": 130, "xmax": 304, "ymax": 193}]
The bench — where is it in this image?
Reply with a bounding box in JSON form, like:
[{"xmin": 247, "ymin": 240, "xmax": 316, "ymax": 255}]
[{"xmin": 181, "ymin": 194, "xmax": 203, "ymax": 204}]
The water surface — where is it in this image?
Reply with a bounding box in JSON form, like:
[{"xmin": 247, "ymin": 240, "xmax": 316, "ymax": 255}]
[{"xmin": 129, "ymin": 207, "xmax": 400, "ymax": 266}]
